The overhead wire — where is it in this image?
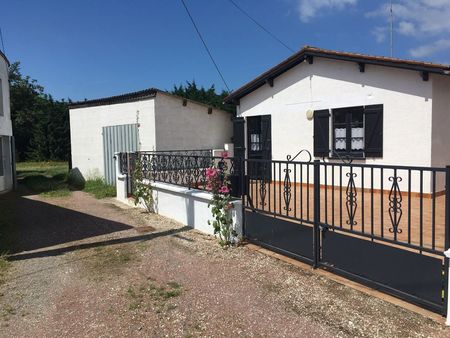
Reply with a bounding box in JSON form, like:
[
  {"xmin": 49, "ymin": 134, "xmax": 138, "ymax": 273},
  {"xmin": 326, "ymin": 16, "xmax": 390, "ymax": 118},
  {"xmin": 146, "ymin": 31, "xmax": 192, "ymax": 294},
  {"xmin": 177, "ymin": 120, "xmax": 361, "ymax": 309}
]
[
  {"xmin": 226, "ymin": 0, "xmax": 295, "ymax": 53},
  {"xmin": 179, "ymin": 0, "xmax": 230, "ymax": 91}
]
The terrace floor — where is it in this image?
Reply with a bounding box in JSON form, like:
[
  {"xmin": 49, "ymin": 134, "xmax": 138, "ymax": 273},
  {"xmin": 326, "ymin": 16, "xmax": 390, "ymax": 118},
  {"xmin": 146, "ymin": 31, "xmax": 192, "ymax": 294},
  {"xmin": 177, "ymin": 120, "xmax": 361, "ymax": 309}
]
[{"xmin": 247, "ymin": 182, "xmax": 446, "ymax": 254}]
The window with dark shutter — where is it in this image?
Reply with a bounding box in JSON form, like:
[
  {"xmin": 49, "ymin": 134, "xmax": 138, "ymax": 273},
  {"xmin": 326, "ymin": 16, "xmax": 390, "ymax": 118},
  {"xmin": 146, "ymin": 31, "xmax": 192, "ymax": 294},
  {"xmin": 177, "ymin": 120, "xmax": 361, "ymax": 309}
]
[
  {"xmin": 232, "ymin": 117, "xmax": 245, "ymax": 159},
  {"xmin": 364, "ymin": 104, "xmax": 383, "ymax": 157},
  {"xmin": 0, "ymin": 137, "xmax": 4, "ymax": 177},
  {"xmin": 332, "ymin": 106, "xmax": 364, "ymax": 158},
  {"xmin": 261, "ymin": 115, "xmax": 272, "ymax": 161},
  {"xmin": 314, "ymin": 109, "xmax": 330, "ymax": 157}
]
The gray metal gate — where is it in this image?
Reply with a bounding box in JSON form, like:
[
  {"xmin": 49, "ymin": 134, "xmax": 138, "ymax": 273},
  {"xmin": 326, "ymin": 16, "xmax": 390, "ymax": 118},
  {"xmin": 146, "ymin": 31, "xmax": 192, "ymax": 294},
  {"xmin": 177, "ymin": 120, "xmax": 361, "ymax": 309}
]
[
  {"xmin": 103, "ymin": 124, "xmax": 139, "ymax": 185},
  {"xmin": 243, "ymin": 158, "xmax": 449, "ymax": 314}
]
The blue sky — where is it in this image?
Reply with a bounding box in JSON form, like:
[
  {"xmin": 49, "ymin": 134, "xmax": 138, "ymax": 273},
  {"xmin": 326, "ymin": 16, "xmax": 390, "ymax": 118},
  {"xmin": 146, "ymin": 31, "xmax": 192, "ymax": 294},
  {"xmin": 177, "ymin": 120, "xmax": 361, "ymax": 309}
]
[{"xmin": 1, "ymin": 0, "xmax": 450, "ymax": 101}]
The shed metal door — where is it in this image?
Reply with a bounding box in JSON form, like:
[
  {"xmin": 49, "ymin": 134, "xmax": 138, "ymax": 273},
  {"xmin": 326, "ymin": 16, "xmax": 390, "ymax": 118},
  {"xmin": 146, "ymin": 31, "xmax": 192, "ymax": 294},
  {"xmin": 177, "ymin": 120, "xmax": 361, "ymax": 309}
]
[{"xmin": 102, "ymin": 124, "xmax": 139, "ymax": 185}]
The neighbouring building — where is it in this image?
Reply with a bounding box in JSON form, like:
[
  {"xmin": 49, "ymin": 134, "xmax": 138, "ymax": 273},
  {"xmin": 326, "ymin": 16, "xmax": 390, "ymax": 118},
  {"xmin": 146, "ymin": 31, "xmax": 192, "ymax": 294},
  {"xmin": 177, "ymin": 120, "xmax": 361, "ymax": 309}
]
[
  {"xmin": 69, "ymin": 88, "xmax": 233, "ymax": 184},
  {"xmin": 225, "ymin": 46, "xmax": 450, "ymax": 193},
  {"xmin": 0, "ymin": 50, "xmax": 15, "ymax": 194}
]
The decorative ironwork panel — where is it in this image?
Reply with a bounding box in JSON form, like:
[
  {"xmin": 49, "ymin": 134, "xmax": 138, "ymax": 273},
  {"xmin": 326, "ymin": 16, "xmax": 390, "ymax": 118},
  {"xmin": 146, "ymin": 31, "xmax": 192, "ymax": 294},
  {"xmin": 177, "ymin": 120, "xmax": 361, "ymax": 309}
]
[
  {"xmin": 346, "ymin": 172, "xmax": 357, "ymax": 227},
  {"xmin": 388, "ymin": 176, "xmax": 403, "ymax": 234},
  {"xmin": 259, "ymin": 177, "xmax": 267, "ymax": 207},
  {"xmin": 126, "ymin": 151, "xmax": 238, "ymax": 195},
  {"xmin": 283, "ymin": 166, "xmax": 292, "ymax": 211}
]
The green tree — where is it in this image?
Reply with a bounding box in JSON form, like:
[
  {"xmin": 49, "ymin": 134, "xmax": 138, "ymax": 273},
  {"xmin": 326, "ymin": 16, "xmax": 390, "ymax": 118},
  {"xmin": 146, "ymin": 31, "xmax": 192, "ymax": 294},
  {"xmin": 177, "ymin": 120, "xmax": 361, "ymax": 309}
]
[
  {"xmin": 171, "ymin": 80, "xmax": 235, "ymax": 114},
  {"xmin": 8, "ymin": 62, "xmax": 70, "ymax": 161}
]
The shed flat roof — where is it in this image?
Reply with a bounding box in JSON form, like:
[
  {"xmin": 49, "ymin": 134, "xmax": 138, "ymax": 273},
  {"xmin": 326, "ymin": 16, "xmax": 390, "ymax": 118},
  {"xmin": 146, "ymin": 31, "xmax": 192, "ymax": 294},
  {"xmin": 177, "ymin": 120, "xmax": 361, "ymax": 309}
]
[
  {"xmin": 224, "ymin": 46, "xmax": 450, "ymax": 103},
  {"xmin": 69, "ymin": 88, "xmax": 159, "ymax": 109}
]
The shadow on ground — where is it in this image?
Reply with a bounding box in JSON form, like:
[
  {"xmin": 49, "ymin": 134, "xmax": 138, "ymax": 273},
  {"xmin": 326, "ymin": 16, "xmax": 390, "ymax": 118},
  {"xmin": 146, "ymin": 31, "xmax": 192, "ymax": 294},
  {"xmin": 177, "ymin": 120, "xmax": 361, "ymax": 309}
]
[{"xmin": 0, "ymin": 190, "xmax": 133, "ymax": 255}]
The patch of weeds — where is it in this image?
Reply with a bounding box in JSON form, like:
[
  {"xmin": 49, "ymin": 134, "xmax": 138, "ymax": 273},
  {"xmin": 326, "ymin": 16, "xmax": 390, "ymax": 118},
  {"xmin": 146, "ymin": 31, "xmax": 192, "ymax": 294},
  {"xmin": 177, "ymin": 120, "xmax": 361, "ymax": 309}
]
[
  {"xmin": 126, "ymin": 279, "xmax": 182, "ymax": 314},
  {"xmin": 137, "ymin": 241, "xmax": 148, "ymax": 252},
  {"xmin": 83, "ymin": 178, "xmax": 116, "ymax": 199},
  {"xmin": 127, "ymin": 286, "xmax": 144, "ymax": 310},
  {"xmin": 87, "ymin": 245, "xmax": 136, "ymax": 279},
  {"xmin": 0, "ymin": 255, "xmax": 11, "ymax": 286},
  {"xmin": 261, "ymin": 281, "xmax": 282, "ymax": 295},
  {"xmin": 2, "ymin": 304, "xmax": 16, "ymax": 320},
  {"xmin": 40, "ymin": 188, "xmax": 71, "ymax": 198}
]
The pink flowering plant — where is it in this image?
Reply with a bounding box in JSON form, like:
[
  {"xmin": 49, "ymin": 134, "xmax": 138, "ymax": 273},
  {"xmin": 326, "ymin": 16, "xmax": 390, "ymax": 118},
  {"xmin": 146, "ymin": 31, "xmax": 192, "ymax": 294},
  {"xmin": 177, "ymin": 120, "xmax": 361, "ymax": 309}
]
[{"xmin": 206, "ymin": 161, "xmax": 236, "ymax": 247}]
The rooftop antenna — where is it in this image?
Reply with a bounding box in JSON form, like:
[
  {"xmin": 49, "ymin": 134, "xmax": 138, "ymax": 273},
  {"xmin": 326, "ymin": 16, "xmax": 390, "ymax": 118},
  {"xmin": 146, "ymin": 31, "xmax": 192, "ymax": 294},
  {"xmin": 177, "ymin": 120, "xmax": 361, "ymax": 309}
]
[{"xmin": 390, "ymin": 0, "xmax": 394, "ymax": 57}]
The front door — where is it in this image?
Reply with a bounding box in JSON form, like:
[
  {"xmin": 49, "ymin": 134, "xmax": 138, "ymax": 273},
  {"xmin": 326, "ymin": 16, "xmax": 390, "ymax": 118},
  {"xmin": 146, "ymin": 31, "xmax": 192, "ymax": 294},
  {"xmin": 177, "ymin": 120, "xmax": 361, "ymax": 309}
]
[{"xmin": 247, "ymin": 115, "xmax": 271, "ymax": 179}]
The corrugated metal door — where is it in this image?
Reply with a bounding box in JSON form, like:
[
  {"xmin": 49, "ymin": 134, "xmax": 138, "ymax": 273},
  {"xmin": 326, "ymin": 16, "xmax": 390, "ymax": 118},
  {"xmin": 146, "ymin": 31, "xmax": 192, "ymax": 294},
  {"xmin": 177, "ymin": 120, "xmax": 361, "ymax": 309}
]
[{"xmin": 103, "ymin": 124, "xmax": 139, "ymax": 185}]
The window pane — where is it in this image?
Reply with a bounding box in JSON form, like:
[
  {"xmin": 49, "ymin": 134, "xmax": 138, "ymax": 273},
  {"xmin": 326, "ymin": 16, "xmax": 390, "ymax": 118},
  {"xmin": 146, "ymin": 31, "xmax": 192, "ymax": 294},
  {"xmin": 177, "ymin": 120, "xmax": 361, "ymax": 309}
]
[{"xmin": 352, "ymin": 110, "xmax": 363, "ymax": 124}]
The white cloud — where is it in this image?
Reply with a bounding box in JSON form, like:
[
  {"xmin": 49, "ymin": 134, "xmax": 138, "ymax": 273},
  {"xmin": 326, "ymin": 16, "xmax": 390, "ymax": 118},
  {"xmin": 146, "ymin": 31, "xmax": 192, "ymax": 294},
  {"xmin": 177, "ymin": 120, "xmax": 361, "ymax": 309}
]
[
  {"xmin": 367, "ymin": 0, "xmax": 450, "ymax": 57},
  {"xmin": 368, "ymin": 0, "xmax": 450, "ymax": 36},
  {"xmin": 372, "ymin": 26, "xmax": 387, "ymax": 43},
  {"xmin": 297, "ymin": 0, "xmax": 357, "ymax": 23},
  {"xmin": 409, "ymin": 39, "xmax": 450, "ymax": 57},
  {"xmin": 398, "ymin": 21, "xmax": 415, "ymax": 35}
]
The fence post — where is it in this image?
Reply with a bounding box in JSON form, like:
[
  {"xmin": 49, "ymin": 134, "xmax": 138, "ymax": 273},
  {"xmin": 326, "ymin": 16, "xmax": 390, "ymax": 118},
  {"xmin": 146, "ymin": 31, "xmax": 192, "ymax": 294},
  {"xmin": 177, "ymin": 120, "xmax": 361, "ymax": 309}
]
[
  {"xmin": 313, "ymin": 159, "xmax": 321, "ymax": 269},
  {"xmin": 444, "ymin": 166, "xmax": 450, "ymax": 322},
  {"xmin": 240, "ymin": 157, "xmax": 246, "ymax": 238}
]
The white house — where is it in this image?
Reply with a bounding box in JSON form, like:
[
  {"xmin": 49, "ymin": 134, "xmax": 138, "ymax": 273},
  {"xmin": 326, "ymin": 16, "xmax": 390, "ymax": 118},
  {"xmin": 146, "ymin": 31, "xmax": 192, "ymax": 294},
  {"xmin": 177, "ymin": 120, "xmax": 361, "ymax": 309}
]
[
  {"xmin": 225, "ymin": 46, "xmax": 450, "ymax": 193},
  {"xmin": 69, "ymin": 88, "xmax": 233, "ymax": 184},
  {"xmin": 0, "ymin": 50, "xmax": 14, "ymax": 194}
]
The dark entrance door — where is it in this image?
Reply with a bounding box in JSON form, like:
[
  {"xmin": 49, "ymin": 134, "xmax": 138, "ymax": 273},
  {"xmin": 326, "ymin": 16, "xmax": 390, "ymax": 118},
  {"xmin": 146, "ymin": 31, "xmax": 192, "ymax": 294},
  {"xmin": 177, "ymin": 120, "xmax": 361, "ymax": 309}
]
[{"xmin": 247, "ymin": 115, "xmax": 271, "ymax": 179}]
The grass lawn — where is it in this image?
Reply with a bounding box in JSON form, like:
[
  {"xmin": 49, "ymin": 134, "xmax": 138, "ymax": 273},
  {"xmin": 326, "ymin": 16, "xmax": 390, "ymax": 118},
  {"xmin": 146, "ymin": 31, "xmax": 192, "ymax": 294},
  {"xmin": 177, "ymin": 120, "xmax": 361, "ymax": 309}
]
[
  {"xmin": 16, "ymin": 162, "xmax": 116, "ymax": 198},
  {"xmin": 17, "ymin": 161, "xmax": 70, "ymax": 197}
]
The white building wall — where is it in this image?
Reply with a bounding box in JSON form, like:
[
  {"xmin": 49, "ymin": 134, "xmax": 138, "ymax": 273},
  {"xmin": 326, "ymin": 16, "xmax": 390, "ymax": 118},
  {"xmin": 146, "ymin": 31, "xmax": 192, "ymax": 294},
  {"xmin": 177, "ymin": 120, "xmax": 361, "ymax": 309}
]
[
  {"xmin": 238, "ymin": 57, "xmax": 435, "ymax": 192},
  {"xmin": 0, "ymin": 54, "xmax": 13, "ymax": 193},
  {"xmin": 431, "ymin": 75, "xmax": 450, "ymax": 190},
  {"xmin": 70, "ymin": 98, "xmax": 156, "ymax": 179},
  {"xmin": 154, "ymin": 93, "xmax": 232, "ymax": 151}
]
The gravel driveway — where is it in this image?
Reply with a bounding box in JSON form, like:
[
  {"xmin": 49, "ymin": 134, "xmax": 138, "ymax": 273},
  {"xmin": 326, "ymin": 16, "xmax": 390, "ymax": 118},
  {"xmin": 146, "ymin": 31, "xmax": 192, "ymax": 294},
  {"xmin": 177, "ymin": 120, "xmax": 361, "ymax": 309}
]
[{"xmin": 0, "ymin": 190, "xmax": 449, "ymax": 337}]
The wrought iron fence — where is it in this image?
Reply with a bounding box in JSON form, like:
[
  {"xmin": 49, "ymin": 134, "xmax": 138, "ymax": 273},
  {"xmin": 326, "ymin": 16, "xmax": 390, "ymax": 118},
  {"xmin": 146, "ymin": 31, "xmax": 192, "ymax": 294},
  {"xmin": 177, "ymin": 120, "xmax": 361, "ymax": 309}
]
[
  {"xmin": 119, "ymin": 151, "xmax": 241, "ymax": 195},
  {"xmin": 148, "ymin": 149, "xmax": 213, "ymax": 156},
  {"xmin": 244, "ymin": 158, "xmax": 449, "ymax": 256}
]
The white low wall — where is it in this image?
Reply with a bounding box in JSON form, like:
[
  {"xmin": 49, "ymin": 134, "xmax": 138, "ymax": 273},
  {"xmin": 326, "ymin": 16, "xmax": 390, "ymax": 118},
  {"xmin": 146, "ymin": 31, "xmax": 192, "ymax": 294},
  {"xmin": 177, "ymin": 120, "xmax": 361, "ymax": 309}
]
[{"xmin": 116, "ymin": 166, "xmax": 242, "ymax": 240}]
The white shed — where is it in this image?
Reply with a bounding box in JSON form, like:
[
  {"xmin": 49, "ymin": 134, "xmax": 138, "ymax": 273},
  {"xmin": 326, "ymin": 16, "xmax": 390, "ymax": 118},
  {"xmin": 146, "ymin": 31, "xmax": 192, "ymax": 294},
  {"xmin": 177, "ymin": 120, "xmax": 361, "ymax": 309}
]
[
  {"xmin": 69, "ymin": 88, "xmax": 233, "ymax": 184},
  {"xmin": 0, "ymin": 50, "xmax": 14, "ymax": 194}
]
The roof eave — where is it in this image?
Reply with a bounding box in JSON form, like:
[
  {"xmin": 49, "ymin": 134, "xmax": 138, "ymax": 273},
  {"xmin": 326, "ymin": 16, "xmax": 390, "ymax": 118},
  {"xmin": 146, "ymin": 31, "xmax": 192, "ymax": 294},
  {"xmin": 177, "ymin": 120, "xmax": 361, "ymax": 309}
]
[
  {"xmin": 0, "ymin": 50, "xmax": 10, "ymax": 67},
  {"xmin": 225, "ymin": 49, "xmax": 450, "ymax": 103},
  {"xmin": 69, "ymin": 89, "xmax": 159, "ymax": 109}
]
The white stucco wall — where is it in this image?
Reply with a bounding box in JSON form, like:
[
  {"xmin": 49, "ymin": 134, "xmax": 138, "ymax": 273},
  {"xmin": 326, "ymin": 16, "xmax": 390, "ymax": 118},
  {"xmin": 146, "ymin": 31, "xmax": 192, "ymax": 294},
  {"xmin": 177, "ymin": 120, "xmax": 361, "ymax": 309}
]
[
  {"xmin": 0, "ymin": 54, "xmax": 13, "ymax": 193},
  {"xmin": 154, "ymin": 93, "xmax": 232, "ymax": 151},
  {"xmin": 237, "ymin": 57, "xmax": 440, "ymax": 192},
  {"xmin": 431, "ymin": 75, "xmax": 450, "ymax": 191},
  {"xmin": 115, "ymin": 175, "xmax": 243, "ymax": 240},
  {"xmin": 70, "ymin": 98, "xmax": 156, "ymax": 179},
  {"xmin": 431, "ymin": 75, "xmax": 450, "ymax": 168}
]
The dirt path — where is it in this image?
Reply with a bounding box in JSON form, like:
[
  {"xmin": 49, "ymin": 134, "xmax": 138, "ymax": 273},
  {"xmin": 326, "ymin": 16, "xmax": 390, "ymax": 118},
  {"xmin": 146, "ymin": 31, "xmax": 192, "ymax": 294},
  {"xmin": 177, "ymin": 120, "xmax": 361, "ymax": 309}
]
[{"xmin": 0, "ymin": 191, "xmax": 449, "ymax": 337}]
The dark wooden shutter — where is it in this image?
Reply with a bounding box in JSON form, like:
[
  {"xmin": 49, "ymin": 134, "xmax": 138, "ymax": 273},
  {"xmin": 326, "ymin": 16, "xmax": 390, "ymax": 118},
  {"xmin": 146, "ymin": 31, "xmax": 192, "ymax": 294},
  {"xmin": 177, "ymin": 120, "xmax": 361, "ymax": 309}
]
[
  {"xmin": 364, "ymin": 104, "xmax": 383, "ymax": 157},
  {"xmin": 314, "ymin": 109, "xmax": 330, "ymax": 157},
  {"xmin": 232, "ymin": 117, "xmax": 245, "ymax": 159},
  {"xmin": 261, "ymin": 115, "xmax": 272, "ymax": 160}
]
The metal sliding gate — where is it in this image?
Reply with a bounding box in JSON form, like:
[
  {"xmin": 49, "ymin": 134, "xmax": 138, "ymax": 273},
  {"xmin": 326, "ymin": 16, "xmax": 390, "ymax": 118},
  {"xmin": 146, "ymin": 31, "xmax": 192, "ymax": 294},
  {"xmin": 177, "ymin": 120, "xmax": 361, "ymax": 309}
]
[{"xmin": 243, "ymin": 159, "xmax": 449, "ymax": 314}]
